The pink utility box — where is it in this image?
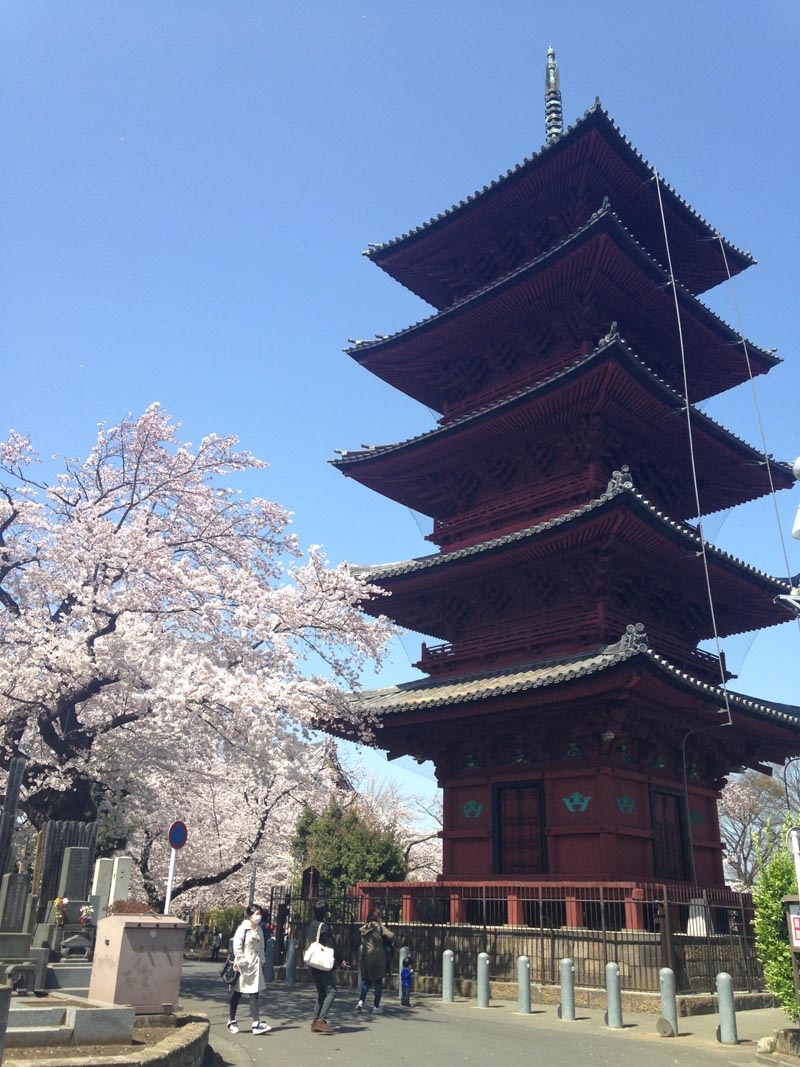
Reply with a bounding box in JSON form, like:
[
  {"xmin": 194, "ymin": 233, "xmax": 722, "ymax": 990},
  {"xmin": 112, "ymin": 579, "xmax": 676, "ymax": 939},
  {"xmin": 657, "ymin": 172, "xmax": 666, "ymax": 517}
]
[{"xmin": 88, "ymin": 914, "xmax": 188, "ymax": 1014}]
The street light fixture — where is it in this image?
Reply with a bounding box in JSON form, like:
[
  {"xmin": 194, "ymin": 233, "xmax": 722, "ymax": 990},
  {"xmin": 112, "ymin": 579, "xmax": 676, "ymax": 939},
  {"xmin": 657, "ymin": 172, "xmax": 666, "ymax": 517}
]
[{"xmin": 776, "ymin": 591, "xmax": 800, "ymax": 618}]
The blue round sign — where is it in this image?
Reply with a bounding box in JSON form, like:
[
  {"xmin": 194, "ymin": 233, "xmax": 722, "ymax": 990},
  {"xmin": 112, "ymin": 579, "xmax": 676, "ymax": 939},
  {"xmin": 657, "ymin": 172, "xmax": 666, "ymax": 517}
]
[{"xmin": 168, "ymin": 820, "xmax": 188, "ymax": 850}]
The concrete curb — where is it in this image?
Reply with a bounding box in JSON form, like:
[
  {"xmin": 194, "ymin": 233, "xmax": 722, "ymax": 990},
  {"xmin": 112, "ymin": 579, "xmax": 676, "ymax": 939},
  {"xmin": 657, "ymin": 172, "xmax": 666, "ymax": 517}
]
[
  {"xmin": 755, "ymin": 1027, "xmax": 800, "ymax": 1066},
  {"xmin": 3, "ymin": 1014, "xmax": 209, "ymax": 1067}
]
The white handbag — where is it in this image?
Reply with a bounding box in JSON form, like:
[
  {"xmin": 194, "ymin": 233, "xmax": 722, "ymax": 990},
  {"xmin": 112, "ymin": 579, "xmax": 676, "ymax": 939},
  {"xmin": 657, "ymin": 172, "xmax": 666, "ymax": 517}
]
[{"xmin": 303, "ymin": 922, "xmax": 335, "ymax": 971}]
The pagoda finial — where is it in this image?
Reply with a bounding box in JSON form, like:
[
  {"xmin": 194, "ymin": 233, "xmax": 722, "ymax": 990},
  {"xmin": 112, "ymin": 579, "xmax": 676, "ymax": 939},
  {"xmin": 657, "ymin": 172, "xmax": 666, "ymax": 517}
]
[{"xmin": 545, "ymin": 45, "xmax": 563, "ymax": 144}]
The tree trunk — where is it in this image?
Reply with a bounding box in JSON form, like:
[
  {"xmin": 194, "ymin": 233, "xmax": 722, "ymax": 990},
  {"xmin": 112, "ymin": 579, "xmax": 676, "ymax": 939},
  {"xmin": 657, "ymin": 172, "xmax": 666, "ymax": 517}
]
[{"xmin": 22, "ymin": 775, "xmax": 99, "ymax": 828}]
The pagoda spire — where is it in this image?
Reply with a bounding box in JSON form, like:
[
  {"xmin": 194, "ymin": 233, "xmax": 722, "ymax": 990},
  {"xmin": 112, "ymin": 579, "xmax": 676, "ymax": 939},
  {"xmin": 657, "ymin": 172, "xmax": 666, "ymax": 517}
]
[{"xmin": 545, "ymin": 45, "xmax": 563, "ymax": 143}]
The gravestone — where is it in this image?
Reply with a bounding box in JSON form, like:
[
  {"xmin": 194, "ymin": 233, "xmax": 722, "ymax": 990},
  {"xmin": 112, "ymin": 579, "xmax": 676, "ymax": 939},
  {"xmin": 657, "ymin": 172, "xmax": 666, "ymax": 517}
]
[
  {"xmin": 0, "ymin": 757, "xmax": 26, "ymax": 878},
  {"xmin": 0, "ymin": 872, "xmax": 29, "ymax": 932},
  {"xmin": 88, "ymin": 893, "xmax": 101, "ymax": 927},
  {"xmin": 32, "ymin": 820, "xmax": 97, "ymax": 921},
  {"xmin": 109, "ymin": 857, "xmax": 132, "ymax": 904},
  {"xmin": 23, "ymin": 892, "xmax": 38, "ymax": 934},
  {"xmin": 58, "ymin": 847, "xmax": 91, "ymax": 902},
  {"xmin": 91, "ymin": 858, "xmax": 114, "ymax": 916}
]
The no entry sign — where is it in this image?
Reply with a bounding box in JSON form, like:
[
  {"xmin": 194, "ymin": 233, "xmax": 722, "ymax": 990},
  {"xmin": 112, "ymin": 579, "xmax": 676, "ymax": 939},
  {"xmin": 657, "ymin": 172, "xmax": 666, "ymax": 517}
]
[{"xmin": 168, "ymin": 820, "xmax": 188, "ymax": 850}]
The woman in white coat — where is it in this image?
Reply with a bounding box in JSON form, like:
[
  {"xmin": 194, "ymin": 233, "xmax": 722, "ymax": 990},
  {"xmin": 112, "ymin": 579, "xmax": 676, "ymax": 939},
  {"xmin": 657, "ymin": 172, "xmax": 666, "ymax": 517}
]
[{"xmin": 227, "ymin": 904, "xmax": 272, "ymax": 1035}]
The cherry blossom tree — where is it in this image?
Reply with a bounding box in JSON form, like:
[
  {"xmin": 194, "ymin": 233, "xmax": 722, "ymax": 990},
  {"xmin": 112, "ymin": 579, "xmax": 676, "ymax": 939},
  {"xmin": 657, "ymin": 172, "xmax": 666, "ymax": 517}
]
[
  {"xmin": 122, "ymin": 739, "xmax": 348, "ymax": 910},
  {"xmin": 0, "ymin": 405, "xmax": 396, "ymax": 905},
  {"xmin": 361, "ymin": 776, "xmax": 443, "ymax": 882},
  {"xmin": 718, "ymin": 769, "xmax": 785, "ymax": 888}
]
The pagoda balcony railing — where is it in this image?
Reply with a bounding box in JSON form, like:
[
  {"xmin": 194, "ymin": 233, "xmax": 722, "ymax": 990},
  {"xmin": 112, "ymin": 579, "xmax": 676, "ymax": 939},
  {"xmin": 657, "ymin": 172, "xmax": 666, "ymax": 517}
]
[
  {"xmin": 428, "ymin": 477, "xmax": 590, "ymax": 549},
  {"xmin": 417, "ymin": 622, "xmax": 728, "ymax": 681},
  {"xmin": 415, "ymin": 611, "xmax": 603, "ymax": 675}
]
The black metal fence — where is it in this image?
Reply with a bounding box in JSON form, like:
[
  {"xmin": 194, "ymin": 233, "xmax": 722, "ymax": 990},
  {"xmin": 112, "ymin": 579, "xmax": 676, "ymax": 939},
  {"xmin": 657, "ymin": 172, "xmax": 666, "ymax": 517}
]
[{"xmin": 260, "ymin": 881, "xmax": 763, "ymax": 996}]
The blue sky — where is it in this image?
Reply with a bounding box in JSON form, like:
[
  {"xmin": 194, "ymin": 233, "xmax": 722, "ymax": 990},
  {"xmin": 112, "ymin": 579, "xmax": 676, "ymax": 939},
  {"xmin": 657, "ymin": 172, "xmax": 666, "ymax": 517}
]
[{"xmin": 2, "ymin": 3, "xmax": 799, "ymax": 802}]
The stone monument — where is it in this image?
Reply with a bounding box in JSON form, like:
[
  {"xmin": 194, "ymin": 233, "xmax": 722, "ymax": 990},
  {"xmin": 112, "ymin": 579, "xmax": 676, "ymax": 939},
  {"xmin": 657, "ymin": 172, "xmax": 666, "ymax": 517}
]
[
  {"xmin": 32, "ymin": 820, "xmax": 97, "ymax": 922},
  {"xmin": 0, "ymin": 758, "xmax": 25, "ymax": 879},
  {"xmin": 108, "ymin": 857, "xmax": 133, "ymax": 907},
  {"xmin": 91, "ymin": 858, "xmax": 114, "ymax": 917}
]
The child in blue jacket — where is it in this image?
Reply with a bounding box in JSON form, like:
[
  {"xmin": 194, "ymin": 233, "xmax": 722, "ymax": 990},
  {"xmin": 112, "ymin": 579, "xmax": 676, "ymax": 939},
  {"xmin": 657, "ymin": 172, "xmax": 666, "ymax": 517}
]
[{"xmin": 400, "ymin": 955, "xmax": 414, "ymax": 1007}]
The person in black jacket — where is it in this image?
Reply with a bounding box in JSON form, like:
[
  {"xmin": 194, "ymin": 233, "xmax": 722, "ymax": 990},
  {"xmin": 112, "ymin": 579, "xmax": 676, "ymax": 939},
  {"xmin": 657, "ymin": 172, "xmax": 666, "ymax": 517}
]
[{"xmin": 308, "ymin": 898, "xmax": 348, "ymax": 1034}]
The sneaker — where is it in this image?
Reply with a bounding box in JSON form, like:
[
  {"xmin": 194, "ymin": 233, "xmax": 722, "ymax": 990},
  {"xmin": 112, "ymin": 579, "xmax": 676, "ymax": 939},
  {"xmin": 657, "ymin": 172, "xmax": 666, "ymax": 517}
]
[
  {"xmin": 372, "ymin": 1006, "xmax": 382, "ymax": 1014},
  {"xmin": 226, "ymin": 1020, "xmax": 239, "ymax": 1034},
  {"xmin": 251, "ymin": 1022, "xmax": 272, "ymax": 1034},
  {"xmin": 356, "ymin": 1000, "xmax": 364, "ymax": 1011},
  {"xmin": 314, "ymin": 1019, "xmax": 333, "ymax": 1034}
]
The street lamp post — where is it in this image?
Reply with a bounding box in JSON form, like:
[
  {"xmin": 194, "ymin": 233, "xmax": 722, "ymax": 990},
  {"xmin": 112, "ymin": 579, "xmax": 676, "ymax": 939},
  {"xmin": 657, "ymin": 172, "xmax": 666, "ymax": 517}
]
[{"xmin": 785, "ymin": 756, "xmax": 800, "ymax": 811}]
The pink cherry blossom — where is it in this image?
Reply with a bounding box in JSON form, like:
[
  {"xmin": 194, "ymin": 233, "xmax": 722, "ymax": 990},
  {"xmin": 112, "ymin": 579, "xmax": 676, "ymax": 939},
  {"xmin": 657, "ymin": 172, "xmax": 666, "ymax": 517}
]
[{"xmin": 0, "ymin": 405, "xmax": 397, "ymax": 907}]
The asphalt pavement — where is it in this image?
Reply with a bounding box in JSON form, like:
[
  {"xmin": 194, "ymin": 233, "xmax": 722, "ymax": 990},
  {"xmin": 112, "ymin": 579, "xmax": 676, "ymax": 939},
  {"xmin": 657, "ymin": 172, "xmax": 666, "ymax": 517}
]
[{"xmin": 180, "ymin": 959, "xmax": 794, "ymax": 1067}]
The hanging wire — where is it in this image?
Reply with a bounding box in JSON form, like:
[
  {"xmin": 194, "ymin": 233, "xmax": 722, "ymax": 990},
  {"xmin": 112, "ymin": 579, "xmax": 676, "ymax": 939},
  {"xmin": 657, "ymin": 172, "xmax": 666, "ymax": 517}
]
[
  {"xmin": 652, "ymin": 169, "xmax": 732, "ymax": 725},
  {"xmin": 406, "ymin": 505, "xmax": 429, "ymax": 540},
  {"xmin": 715, "ymin": 234, "xmax": 799, "ymax": 606}
]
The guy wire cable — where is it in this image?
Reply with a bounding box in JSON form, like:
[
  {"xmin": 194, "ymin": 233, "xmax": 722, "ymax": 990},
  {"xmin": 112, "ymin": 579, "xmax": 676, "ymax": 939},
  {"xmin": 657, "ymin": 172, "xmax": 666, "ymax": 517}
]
[
  {"xmin": 652, "ymin": 169, "xmax": 732, "ymax": 725},
  {"xmin": 715, "ymin": 235, "xmax": 800, "ymax": 624}
]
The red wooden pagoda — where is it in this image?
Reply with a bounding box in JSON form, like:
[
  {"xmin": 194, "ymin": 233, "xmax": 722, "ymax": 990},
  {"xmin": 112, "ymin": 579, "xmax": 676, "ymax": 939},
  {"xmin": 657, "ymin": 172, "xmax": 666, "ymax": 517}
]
[{"xmin": 331, "ymin": 54, "xmax": 800, "ymax": 893}]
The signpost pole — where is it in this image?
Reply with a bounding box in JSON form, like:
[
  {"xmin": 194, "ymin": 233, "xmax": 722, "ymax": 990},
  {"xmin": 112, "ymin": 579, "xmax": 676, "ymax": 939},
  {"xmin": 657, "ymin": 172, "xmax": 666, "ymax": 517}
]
[
  {"xmin": 164, "ymin": 821, "xmax": 188, "ymax": 916},
  {"xmin": 164, "ymin": 848, "xmax": 177, "ymax": 915}
]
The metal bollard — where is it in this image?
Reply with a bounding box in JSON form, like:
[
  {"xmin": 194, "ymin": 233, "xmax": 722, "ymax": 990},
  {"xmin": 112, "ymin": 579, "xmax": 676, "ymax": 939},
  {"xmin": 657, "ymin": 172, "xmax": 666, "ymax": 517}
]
[
  {"xmin": 442, "ymin": 949, "xmax": 455, "ymax": 1003},
  {"xmin": 477, "ymin": 952, "xmax": 490, "ymax": 1008},
  {"xmin": 657, "ymin": 967, "xmax": 678, "ymax": 1037},
  {"xmin": 264, "ymin": 937, "xmax": 276, "ymax": 983},
  {"xmin": 558, "ymin": 957, "xmax": 575, "ymax": 1020},
  {"xmin": 517, "ymin": 956, "xmax": 531, "ymax": 1014},
  {"xmin": 284, "ymin": 938, "xmax": 298, "ymax": 987},
  {"xmin": 398, "ymin": 944, "xmax": 411, "ymax": 1002},
  {"xmin": 604, "ymin": 961, "xmax": 623, "ymax": 1029},
  {"xmin": 716, "ymin": 972, "xmax": 738, "ymax": 1045}
]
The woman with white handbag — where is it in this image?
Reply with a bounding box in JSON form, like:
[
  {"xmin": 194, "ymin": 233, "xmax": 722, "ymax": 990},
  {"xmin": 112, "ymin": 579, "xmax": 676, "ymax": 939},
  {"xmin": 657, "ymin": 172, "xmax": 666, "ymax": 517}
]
[{"xmin": 307, "ymin": 898, "xmax": 348, "ymax": 1033}]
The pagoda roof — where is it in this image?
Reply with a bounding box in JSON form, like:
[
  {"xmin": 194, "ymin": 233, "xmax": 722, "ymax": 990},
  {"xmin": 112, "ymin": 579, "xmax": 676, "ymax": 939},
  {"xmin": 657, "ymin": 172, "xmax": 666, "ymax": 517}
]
[
  {"xmin": 350, "ymin": 473, "xmax": 794, "ymax": 639},
  {"xmin": 365, "ymin": 102, "xmax": 754, "ymax": 308},
  {"xmin": 357, "ymin": 626, "xmax": 800, "ymax": 737},
  {"xmin": 349, "ymin": 205, "xmax": 778, "ymax": 410},
  {"xmin": 333, "ymin": 332, "xmax": 793, "ymax": 518}
]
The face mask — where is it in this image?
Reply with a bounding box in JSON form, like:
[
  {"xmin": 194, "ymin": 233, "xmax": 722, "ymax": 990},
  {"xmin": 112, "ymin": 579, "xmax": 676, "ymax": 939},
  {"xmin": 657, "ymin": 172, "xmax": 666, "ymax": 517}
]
[{"xmin": 252, "ymin": 914, "xmax": 262, "ymax": 924}]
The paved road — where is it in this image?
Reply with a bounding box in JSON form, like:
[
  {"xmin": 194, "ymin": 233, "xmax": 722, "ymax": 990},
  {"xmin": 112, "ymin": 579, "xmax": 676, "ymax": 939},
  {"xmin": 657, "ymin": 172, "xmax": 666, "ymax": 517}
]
[{"xmin": 180, "ymin": 960, "xmax": 790, "ymax": 1067}]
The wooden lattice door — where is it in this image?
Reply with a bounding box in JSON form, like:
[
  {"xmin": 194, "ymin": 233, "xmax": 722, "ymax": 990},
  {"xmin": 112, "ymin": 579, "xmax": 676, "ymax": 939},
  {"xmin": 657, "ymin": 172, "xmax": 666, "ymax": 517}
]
[
  {"xmin": 650, "ymin": 788, "xmax": 690, "ymax": 880},
  {"xmin": 495, "ymin": 784, "xmax": 544, "ymax": 875}
]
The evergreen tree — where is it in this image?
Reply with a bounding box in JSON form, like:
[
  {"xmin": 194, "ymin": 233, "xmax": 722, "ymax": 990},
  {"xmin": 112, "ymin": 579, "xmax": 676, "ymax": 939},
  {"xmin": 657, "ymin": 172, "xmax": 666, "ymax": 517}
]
[
  {"xmin": 752, "ymin": 821, "xmax": 800, "ymax": 1022},
  {"xmin": 292, "ymin": 799, "xmax": 408, "ymax": 893}
]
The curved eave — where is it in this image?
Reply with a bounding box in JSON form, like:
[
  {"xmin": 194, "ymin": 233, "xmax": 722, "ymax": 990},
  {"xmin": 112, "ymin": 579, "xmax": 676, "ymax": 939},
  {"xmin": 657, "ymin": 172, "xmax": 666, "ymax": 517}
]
[
  {"xmin": 350, "ymin": 481, "xmax": 792, "ymax": 635},
  {"xmin": 365, "ymin": 103, "xmax": 754, "ymax": 306},
  {"xmin": 358, "ymin": 634, "xmax": 649, "ymax": 715},
  {"xmin": 348, "ymin": 206, "xmax": 777, "ymax": 410},
  {"xmin": 643, "ymin": 649, "xmax": 800, "ymax": 730},
  {"xmin": 358, "ymin": 631, "xmax": 800, "ymax": 735},
  {"xmin": 332, "ymin": 333, "xmax": 793, "ymax": 516}
]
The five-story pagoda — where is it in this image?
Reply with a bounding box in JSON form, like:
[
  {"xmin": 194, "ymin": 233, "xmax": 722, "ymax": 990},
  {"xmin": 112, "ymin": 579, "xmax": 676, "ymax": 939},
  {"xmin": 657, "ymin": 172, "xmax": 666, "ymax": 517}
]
[{"xmin": 331, "ymin": 51, "xmax": 800, "ymax": 894}]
